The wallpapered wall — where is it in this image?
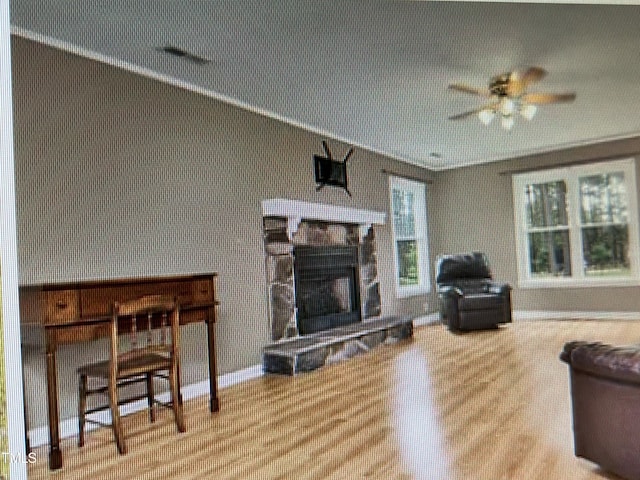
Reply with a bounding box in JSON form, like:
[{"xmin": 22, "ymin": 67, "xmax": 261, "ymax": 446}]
[{"xmin": 12, "ymin": 37, "xmax": 434, "ymax": 428}]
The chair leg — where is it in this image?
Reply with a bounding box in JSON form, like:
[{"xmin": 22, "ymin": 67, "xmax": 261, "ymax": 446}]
[
  {"xmin": 108, "ymin": 379, "xmax": 127, "ymax": 454},
  {"xmin": 78, "ymin": 374, "xmax": 87, "ymax": 447},
  {"xmin": 146, "ymin": 373, "xmax": 156, "ymax": 422},
  {"xmin": 169, "ymin": 365, "xmax": 185, "ymax": 433}
]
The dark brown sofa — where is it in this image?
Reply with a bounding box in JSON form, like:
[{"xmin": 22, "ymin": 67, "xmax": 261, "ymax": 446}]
[{"xmin": 560, "ymin": 341, "xmax": 640, "ymax": 480}]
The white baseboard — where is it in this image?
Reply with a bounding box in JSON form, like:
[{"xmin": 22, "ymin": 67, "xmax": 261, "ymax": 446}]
[
  {"xmin": 217, "ymin": 364, "xmax": 264, "ymax": 389},
  {"xmin": 412, "ymin": 314, "xmax": 441, "ymax": 326},
  {"xmin": 513, "ymin": 310, "xmax": 640, "ymax": 321},
  {"xmin": 413, "ymin": 311, "xmax": 640, "ymax": 324},
  {"xmin": 27, "ymin": 364, "xmax": 264, "ymax": 449}
]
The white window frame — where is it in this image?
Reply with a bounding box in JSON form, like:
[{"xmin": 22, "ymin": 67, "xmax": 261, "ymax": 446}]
[
  {"xmin": 512, "ymin": 158, "xmax": 640, "ymax": 288},
  {"xmin": 388, "ymin": 176, "xmax": 430, "ymax": 297}
]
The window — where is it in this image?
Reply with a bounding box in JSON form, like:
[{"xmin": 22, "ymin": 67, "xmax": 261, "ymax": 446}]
[
  {"xmin": 389, "ymin": 176, "xmax": 430, "ymax": 297},
  {"xmin": 512, "ymin": 158, "xmax": 640, "ymax": 287}
]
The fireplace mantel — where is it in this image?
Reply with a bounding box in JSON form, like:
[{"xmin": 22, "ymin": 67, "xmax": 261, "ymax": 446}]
[{"xmin": 261, "ymin": 199, "xmax": 386, "ymax": 237}]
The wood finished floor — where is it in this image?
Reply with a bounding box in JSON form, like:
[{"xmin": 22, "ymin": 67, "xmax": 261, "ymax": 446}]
[{"xmin": 27, "ymin": 319, "xmax": 640, "ymax": 480}]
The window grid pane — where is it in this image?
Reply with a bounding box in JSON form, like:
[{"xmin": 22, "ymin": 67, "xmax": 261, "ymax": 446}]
[
  {"xmin": 396, "ymin": 240, "xmax": 419, "ymax": 286},
  {"xmin": 581, "ymin": 225, "xmax": 631, "ymax": 276},
  {"xmin": 392, "ymin": 189, "xmax": 416, "ymax": 238},
  {"xmin": 528, "ymin": 231, "xmax": 572, "ymax": 277},
  {"xmin": 525, "ymin": 181, "xmax": 569, "ymax": 229},
  {"xmin": 580, "ymin": 172, "xmax": 627, "ymax": 225}
]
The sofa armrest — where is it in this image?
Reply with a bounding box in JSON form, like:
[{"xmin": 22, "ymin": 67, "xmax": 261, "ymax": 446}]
[
  {"xmin": 561, "ymin": 341, "xmax": 640, "ymax": 386},
  {"xmin": 560, "ymin": 340, "xmax": 600, "ymax": 363}
]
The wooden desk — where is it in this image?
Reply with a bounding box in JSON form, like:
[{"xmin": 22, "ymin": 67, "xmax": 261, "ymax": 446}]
[{"xmin": 19, "ymin": 273, "xmax": 220, "ymax": 470}]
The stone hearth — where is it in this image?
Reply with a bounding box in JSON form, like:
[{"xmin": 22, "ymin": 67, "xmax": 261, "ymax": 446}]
[{"xmin": 263, "ymin": 315, "xmax": 413, "ymax": 375}]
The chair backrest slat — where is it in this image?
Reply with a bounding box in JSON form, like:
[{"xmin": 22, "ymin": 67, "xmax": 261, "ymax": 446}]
[
  {"xmin": 146, "ymin": 312, "xmax": 152, "ymax": 347},
  {"xmin": 110, "ymin": 295, "xmax": 179, "ymax": 375},
  {"xmin": 130, "ymin": 313, "xmax": 138, "ymax": 350}
]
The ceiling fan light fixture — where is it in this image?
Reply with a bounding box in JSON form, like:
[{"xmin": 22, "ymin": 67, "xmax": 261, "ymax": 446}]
[
  {"xmin": 501, "ymin": 115, "xmax": 515, "ymax": 130},
  {"xmin": 449, "ymin": 67, "xmax": 575, "ymax": 130},
  {"xmin": 478, "ymin": 109, "xmax": 495, "ymax": 125},
  {"xmin": 499, "ymin": 98, "xmax": 515, "ymax": 116},
  {"xmin": 520, "ymin": 103, "xmax": 537, "ymax": 120}
]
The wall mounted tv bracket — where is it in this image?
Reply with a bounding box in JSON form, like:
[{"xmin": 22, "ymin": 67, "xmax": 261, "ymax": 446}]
[{"xmin": 313, "ymin": 140, "xmax": 354, "ymax": 196}]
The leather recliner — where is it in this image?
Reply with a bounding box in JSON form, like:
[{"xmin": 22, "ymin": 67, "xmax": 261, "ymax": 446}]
[
  {"xmin": 561, "ymin": 341, "xmax": 640, "ymax": 480},
  {"xmin": 435, "ymin": 252, "xmax": 512, "ymax": 331}
]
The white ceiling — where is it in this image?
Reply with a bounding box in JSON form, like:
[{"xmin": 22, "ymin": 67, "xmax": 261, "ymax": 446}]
[{"xmin": 10, "ymin": 1, "xmax": 640, "ymax": 170}]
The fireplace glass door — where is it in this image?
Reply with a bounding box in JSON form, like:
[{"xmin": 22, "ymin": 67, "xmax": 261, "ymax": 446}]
[{"xmin": 294, "ymin": 245, "xmax": 361, "ymax": 335}]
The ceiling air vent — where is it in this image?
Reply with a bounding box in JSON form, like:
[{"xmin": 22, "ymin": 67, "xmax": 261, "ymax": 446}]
[{"xmin": 160, "ymin": 45, "xmax": 210, "ymax": 65}]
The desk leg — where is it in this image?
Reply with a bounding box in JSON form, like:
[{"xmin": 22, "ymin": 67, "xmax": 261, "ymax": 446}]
[
  {"xmin": 45, "ymin": 330, "xmax": 62, "ymax": 470},
  {"xmin": 206, "ymin": 314, "xmax": 219, "ymax": 412}
]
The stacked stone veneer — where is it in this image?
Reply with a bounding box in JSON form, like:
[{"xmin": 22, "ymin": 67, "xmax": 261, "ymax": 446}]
[
  {"xmin": 262, "ymin": 315, "xmax": 413, "ymax": 375},
  {"xmin": 263, "ymin": 217, "xmax": 382, "ymax": 341}
]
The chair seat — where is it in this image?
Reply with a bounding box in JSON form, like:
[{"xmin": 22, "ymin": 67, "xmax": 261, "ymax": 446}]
[
  {"xmin": 77, "ymin": 352, "xmax": 171, "ymax": 380},
  {"xmin": 457, "ymin": 294, "xmax": 506, "ymax": 311}
]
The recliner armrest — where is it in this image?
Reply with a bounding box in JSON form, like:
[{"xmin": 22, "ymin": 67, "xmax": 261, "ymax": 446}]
[
  {"xmin": 437, "ymin": 285, "xmax": 463, "ymax": 297},
  {"xmin": 487, "ymin": 282, "xmax": 511, "ymax": 295}
]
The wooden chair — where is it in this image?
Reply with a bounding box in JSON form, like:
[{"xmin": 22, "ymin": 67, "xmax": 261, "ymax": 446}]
[{"xmin": 77, "ymin": 295, "xmax": 186, "ymax": 454}]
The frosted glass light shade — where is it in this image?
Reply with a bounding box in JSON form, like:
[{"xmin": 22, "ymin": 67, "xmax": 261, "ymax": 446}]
[
  {"xmin": 501, "ymin": 115, "xmax": 515, "ymax": 130},
  {"xmin": 500, "ymin": 98, "xmax": 515, "ymax": 115},
  {"xmin": 520, "ymin": 104, "xmax": 537, "ymax": 120},
  {"xmin": 478, "ymin": 109, "xmax": 495, "ymax": 125}
]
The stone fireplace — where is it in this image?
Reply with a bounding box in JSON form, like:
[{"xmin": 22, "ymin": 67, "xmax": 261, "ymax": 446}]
[
  {"xmin": 261, "ymin": 199, "xmax": 414, "ymax": 375},
  {"xmin": 262, "ymin": 199, "xmax": 385, "ymax": 341}
]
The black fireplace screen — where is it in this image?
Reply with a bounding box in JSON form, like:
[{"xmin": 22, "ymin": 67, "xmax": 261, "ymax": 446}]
[{"xmin": 294, "ymin": 245, "xmax": 361, "ymax": 335}]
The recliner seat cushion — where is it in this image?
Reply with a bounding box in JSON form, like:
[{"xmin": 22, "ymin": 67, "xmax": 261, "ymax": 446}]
[
  {"xmin": 450, "ymin": 279, "xmax": 491, "ymax": 294},
  {"xmin": 457, "ymin": 311, "xmax": 503, "ymax": 330},
  {"xmin": 457, "ymin": 294, "xmax": 506, "ymax": 311}
]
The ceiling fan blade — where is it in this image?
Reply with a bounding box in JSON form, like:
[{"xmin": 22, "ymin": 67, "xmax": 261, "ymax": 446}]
[
  {"xmin": 519, "ymin": 67, "xmax": 548, "ymax": 85},
  {"xmin": 449, "ymin": 104, "xmax": 497, "ymax": 120},
  {"xmin": 506, "ymin": 67, "xmax": 548, "ymax": 97},
  {"xmin": 448, "ymin": 83, "xmax": 492, "ymax": 97},
  {"xmin": 449, "ymin": 110, "xmax": 478, "ymax": 121},
  {"xmin": 522, "ymin": 92, "xmax": 576, "ymax": 105}
]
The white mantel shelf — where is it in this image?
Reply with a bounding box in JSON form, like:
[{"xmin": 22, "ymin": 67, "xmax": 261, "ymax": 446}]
[{"xmin": 261, "ymin": 199, "xmax": 386, "ymax": 225}]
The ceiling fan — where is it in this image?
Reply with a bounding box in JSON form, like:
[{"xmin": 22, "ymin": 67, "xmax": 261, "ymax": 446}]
[{"xmin": 448, "ymin": 67, "xmax": 576, "ymax": 130}]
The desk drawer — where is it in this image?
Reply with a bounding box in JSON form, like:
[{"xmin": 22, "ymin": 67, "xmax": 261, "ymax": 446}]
[
  {"xmin": 80, "ymin": 279, "xmax": 210, "ymax": 317},
  {"xmin": 192, "ymin": 279, "xmax": 214, "ymax": 303},
  {"xmin": 45, "ymin": 290, "xmax": 80, "ymax": 325}
]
